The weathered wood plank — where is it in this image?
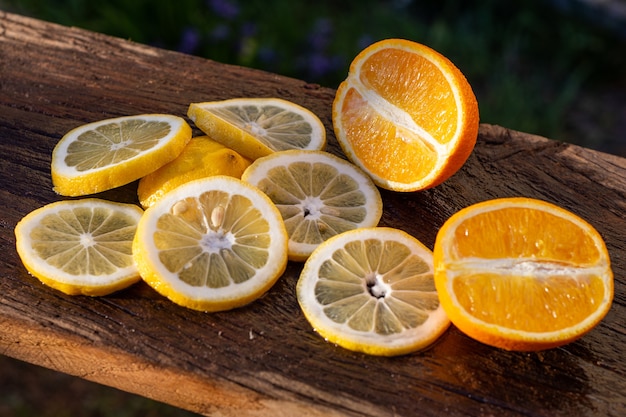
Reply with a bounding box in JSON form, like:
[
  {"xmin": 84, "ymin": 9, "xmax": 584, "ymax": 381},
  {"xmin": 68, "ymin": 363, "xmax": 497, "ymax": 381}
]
[{"xmin": 1, "ymin": 11, "xmax": 625, "ymax": 416}]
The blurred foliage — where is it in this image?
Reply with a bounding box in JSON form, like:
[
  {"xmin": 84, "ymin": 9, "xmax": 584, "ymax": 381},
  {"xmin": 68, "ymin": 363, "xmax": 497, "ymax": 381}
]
[
  {"xmin": 3, "ymin": 0, "xmax": 624, "ymax": 148},
  {"xmin": 0, "ymin": 355, "xmax": 200, "ymax": 417}
]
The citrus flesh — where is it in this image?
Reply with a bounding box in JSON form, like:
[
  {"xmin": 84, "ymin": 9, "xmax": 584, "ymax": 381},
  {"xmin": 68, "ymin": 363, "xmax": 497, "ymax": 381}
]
[
  {"xmin": 14, "ymin": 199, "xmax": 144, "ymax": 296},
  {"xmin": 187, "ymin": 98, "xmax": 326, "ymax": 160},
  {"xmin": 433, "ymin": 197, "xmax": 613, "ymax": 351},
  {"xmin": 242, "ymin": 150, "xmax": 383, "ymax": 261},
  {"xmin": 297, "ymin": 227, "xmax": 450, "ymax": 356},
  {"xmin": 52, "ymin": 114, "xmax": 192, "ymax": 196},
  {"xmin": 133, "ymin": 175, "xmax": 289, "ymax": 312},
  {"xmin": 332, "ymin": 38, "xmax": 479, "ymax": 192},
  {"xmin": 137, "ymin": 135, "xmax": 252, "ymax": 208}
]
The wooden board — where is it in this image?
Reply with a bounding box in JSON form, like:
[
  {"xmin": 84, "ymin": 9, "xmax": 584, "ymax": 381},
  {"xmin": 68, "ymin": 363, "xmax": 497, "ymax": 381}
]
[{"xmin": 1, "ymin": 11, "xmax": 625, "ymax": 416}]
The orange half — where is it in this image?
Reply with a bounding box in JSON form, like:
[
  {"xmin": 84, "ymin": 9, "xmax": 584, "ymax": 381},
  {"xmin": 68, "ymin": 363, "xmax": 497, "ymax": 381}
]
[
  {"xmin": 433, "ymin": 197, "xmax": 613, "ymax": 351},
  {"xmin": 332, "ymin": 38, "xmax": 479, "ymax": 191}
]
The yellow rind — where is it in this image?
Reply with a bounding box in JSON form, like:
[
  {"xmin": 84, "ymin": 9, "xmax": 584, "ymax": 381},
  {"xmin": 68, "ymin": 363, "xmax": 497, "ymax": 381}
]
[{"xmin": 137, "ymin": 136, "xmax": 252, "ymax": 208}]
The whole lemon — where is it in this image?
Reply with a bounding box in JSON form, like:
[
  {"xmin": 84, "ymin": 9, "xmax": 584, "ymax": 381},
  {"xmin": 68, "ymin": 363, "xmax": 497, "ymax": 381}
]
[{"xmin": 138, "ymin": 136, "xmax": 251, "ymax": 208}]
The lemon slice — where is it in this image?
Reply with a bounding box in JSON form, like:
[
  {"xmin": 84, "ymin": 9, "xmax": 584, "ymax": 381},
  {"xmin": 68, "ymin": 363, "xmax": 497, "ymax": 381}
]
[
  {"xmin": 14, "ymin": 199, "xmax": 144, "ymax": 296},
  {"xmin": 133, "ymin": 175, "xmax": 289, "ymax": 312},
  {"xmin": 297, "ymin": 227, "xmax": 450, "ymax": 356},
  {"xmin": 187, "ymin": 98, "xmax": 326, "ymax": 160},
  {"xmin": 242, "ymin": 150, "xmax": 383, "ymax": 262},
  {"xmin": 137, "ymin": 136, "xmax": 252, "ymax": 209},
  {"xmin": 52, "ymin": 114, "xmax": 192, "ymax": 196}
]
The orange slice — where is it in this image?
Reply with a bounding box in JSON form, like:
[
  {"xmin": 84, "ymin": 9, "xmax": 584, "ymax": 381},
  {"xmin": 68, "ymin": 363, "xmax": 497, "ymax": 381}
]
[
  {"xmin": 332, "ymin": 38, "xmax": 479, "ymax": 192},
  {"xmin": 433, "ymin": 197, "xmax": 613, "ymax": 351}
]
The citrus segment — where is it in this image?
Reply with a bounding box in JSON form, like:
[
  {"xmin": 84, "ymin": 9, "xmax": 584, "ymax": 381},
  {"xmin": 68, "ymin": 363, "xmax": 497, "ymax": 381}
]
[
  {"xmin": 187, "ymin": 98, "xmax": 326, "ymax": 160},
  {"xmin": 297, "ymin": 227, "xmax": 450, "ymax": 356},
  {"xmin": 14, "ymin": 199, "xmax": 143, "ymax": 296},
  {"xmin": 52, "ymin": 114, "xmax": 192, "ymax": 196},
  {"xmin": 332, "ymin": 38, "xmax": 479, "ymax": 191},
  {"xmin": 133, "ymin": 176, "xmax": 289, "ymax": 312},
  {"xmin": 137, "ymin": 136, "xmax": 252, "ymax": 208},
  {"xmin": 433, "ymin": 197, "xmax": 613, "ymax": 351},
  {"xmin": 242, "ymin": 150, "xmax": 383, "ymax": 261}
]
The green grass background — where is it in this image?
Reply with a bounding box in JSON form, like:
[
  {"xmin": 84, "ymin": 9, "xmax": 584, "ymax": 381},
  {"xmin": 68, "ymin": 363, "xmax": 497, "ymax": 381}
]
[{"xmin": 3, "ymin": 0, "xmax": 625, "ymax": 154}]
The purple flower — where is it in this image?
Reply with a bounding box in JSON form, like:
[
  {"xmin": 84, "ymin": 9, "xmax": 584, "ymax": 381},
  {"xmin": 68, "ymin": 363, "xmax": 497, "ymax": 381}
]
[
  {"xmin": 308, "ymin": 17, "xmax": 334, "ymax": 51},
  {"xmin": 300, "ymin": 52, "xmax": 343, "ymax": 81},
  {"xmin": 207, "ymin": 0, "xmax": 240, "ymax": 20},
  {"xmin": 240, "ymin": 21, "xmax": 257, "ymax": 38},
  {"xmin": 177, "ymin": 26, "xmax": 201, "ymax": 54}
]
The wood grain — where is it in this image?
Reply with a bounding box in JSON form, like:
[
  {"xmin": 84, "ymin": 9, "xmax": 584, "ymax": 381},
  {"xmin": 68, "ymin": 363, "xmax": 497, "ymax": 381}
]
[{"xmin": 1, "ymin": 11, "xmax": 625, "ymax": 416}]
